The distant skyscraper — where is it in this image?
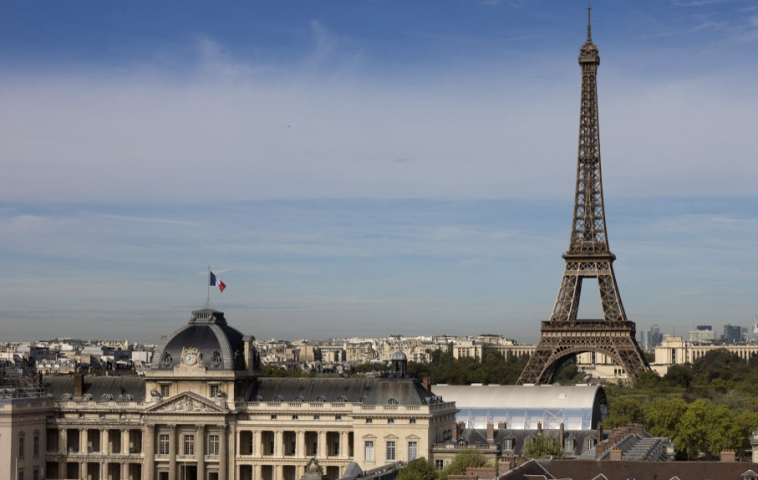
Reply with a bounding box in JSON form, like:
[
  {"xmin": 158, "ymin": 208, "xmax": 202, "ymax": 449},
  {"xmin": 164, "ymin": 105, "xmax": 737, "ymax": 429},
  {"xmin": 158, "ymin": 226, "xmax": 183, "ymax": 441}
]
[
  {"xmin": 639, "ymin": 325, "xmax": 662, "ymax": 351},
  {"xmin": 723, "ymin": 324, "xmax": 742, "ymax": 344}
]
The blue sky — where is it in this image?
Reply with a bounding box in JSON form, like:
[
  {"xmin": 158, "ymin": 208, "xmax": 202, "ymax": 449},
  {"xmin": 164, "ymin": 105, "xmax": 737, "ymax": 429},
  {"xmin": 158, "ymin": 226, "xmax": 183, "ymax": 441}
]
[{"xmin": 1, "ymin": 0, "xmax": 757, "ymax": 344}]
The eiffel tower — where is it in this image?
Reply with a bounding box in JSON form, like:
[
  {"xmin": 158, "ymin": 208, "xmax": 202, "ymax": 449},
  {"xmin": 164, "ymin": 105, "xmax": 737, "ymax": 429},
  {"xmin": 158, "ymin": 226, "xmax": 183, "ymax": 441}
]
[{"xmin": 517, "ymin": 7, "xmax": 649, "ymax": 385}]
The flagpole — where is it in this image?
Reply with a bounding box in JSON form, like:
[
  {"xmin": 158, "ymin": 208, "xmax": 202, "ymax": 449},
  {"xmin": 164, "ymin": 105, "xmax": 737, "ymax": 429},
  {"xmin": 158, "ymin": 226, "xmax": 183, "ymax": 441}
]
[{"xmin": 207, "ymin": 266, "xmax": 211, "ymax": 307}]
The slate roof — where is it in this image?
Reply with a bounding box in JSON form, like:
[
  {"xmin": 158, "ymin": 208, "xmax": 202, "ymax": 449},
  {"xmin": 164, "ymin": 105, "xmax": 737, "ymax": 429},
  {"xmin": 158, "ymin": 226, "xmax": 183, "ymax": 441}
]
[
  {"xmin": 249, "ymin": 377, "xmax": 437, "ymax": 405},
  {"xmin": 44, "ymin": 375, "xmax": 146, "ymax": 402},
  {"xmin": 151, "ymin": 309, "xmax": 248, "ymax": 371},
  {"xmin": 536, "ymin": 459, "xmax": 758, "ymax": 480},
  {"xmin": 443, "ymin": 428, "xmax": 601, "ymax": 459}
]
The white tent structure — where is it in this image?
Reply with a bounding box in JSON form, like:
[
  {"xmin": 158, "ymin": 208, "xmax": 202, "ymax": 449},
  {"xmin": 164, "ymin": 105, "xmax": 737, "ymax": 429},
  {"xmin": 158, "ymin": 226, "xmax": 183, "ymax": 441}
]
[{"xmin": 432, "ymin": 384, "xmax": 607, "ymax": 430}]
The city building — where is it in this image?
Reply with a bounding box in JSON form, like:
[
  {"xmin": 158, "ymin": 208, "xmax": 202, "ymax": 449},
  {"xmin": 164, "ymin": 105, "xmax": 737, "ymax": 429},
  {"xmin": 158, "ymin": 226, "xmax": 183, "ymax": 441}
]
[{"xmin": 38, "ymin": 308, "xmax": 458, "ymax": 480}]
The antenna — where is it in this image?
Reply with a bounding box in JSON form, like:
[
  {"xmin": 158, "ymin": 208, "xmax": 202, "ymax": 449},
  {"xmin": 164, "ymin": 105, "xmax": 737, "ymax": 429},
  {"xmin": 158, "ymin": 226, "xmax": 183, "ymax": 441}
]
[{"xmin": 586, "ymin": 2, "xmax": 593, "ymax": 42}]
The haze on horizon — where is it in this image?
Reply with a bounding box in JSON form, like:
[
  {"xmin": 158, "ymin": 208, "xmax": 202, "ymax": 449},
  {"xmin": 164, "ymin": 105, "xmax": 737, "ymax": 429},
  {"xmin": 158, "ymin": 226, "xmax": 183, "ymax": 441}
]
[{"xmin": 1, "ymin": 0, "xmax": 757, "ymax": 344}]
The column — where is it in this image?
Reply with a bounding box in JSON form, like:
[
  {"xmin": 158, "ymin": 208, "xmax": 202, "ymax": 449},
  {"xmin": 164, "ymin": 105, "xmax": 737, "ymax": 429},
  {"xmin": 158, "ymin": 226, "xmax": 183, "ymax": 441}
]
[
  {"xmin": 317, "ymin": 431, "xmax": 327, "ymax": 459},
  {"xmin": 219, "ymin": 425, "xmax": 228, "ymax": 480},
  {"xmin": 297, "ymin": 431, "xmax": 305, "ymax": 458},
  {"xmin": 58, "ymin": 429, "xmax": 67, "ymax": 479},
  {"xmin": 80, "ymin": 428, "xmax": 87, "ymax": 453},
  {"xmin": 275, "ymin": 431, "xmax": 284, "ymax": 457},
  {"xmin": 253, "ymin": 465, "xmax": 262, "ymax": 480},
  {"xmin": 122, "ymin": 429, "xmax": 129, "ymax": 454},
  {"xmin": 102, "ymin": 428, "xmax": 110, "ymax": 454},
  {"xmin": 121, "ymin": 462, "xmax": 129, "ymax": 480},
  {"xmin": 254, "ymin": 430, "xmax": 262, "ymax": 457},
  {"xmin": 340, "ymin": 431, "xmax": 348, "ymax": 458},
  {"xmin": 144, "ymin": 425, "xmax": 155, "ymax": 480},
  {"xmin": 167, "ymin": 425, "xmax": 177, "ymax": 480},
  {"xmin": 60, "ymin": 428, "xmax": 67, "ymax": 454},
  {"xmin": 196, "ymin": 426, "xmax": 205, "ymax": 480}
]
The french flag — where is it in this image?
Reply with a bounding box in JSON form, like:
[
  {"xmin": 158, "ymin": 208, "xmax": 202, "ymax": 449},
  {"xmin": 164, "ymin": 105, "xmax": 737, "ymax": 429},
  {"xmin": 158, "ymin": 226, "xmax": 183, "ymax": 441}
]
[{"xmin": 210, "ymin": 271, "xmax": 226, "ymax": 293}]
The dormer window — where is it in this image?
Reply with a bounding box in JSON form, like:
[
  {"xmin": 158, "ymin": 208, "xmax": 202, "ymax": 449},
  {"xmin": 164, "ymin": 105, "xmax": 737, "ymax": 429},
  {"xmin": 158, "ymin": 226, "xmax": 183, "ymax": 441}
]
[
  {"xmin": 316, "ymin": 396, "xmax": 326, "ymax": 403},
  {"xmin": 273, "ymin": 396, "xmax": 283, "ymax": 403},
  {"xmin": 388, "ymin": 398, "xmax": 398, "ymax": 405},
  {"xmin": 295, "ymin": 396, "xmax": 304, "ymax": 402}
]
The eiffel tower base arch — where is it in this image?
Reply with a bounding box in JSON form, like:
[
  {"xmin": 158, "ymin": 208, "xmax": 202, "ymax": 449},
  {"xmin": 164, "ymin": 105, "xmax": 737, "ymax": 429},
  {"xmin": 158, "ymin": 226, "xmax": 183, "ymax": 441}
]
[{"xmin": 517, "ymin": 320, "xmax": 649, "ymax": 385}]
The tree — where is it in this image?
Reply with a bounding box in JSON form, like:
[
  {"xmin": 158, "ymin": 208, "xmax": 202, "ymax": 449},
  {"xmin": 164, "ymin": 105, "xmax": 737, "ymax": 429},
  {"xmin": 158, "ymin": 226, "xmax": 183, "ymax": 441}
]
[
  {"xmin": 522, "ymin": 434, "xmax": 565, "ymax": 459},
  {"xmin": 664, "ymin": 364, "xmax": 693, "ymax": 388},
  {"xmin": 635, "ymin": 369, "xmax": 662, "ymax": 389},
  {"xmin": 604, "ymin": 397, "xmax": 644, "ymax": 428},
  {"xmin": 439, "ymin": 449, "xmax": 487, "ymax": 480},
  {"xmin": 396, "ymin": 458, "xmax": 436, "ymax": 480},
  {"xmin": 675, "ymin": 399, "xmax": 741, "ymax": 460},
  {"xmin": 645, "ymin": 397, "xmax": 687, "ymax": 438}
]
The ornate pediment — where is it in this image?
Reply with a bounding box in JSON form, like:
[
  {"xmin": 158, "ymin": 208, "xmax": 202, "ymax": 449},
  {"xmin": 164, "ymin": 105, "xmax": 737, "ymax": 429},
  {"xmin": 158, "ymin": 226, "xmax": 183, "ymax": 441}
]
[{"xmin": 146, "ymin": 392, "xmax": 225, "ymax": 414}]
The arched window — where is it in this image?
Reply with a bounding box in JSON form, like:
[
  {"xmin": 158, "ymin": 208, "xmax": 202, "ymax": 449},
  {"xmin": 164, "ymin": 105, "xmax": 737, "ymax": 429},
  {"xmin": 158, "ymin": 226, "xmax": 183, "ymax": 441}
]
[
  {"xmin": 295, "ymin": 396, "xmax": 304, "ymax": 402},
  {"xmin": 316, "ymin": 396, "xmax": 326, "ymax": 403},
  {"xmin": 273, "ymin": 396, "xmax": 284, "ymax": 403},
  {"xmin": 337, "ymin": 396, "xmax": 348, "ymax": 403},
  {"xmin": 388, "ymin": 397, "xmax": 399, "ymax": 405},
  {"xmin": 253, "ymin": 395, "xmax": 263, "ymax": 402}
]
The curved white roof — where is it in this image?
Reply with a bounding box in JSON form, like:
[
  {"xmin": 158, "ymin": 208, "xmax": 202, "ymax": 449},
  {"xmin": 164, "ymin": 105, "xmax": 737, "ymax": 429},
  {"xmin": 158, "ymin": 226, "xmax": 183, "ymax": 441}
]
[
  {"xmin": 433, "ymin": 384, "xmax": 605, "ymax": 410},
  {"xmin": 432, "ymin": 384, "xmax": 607, "ymax": 430}
]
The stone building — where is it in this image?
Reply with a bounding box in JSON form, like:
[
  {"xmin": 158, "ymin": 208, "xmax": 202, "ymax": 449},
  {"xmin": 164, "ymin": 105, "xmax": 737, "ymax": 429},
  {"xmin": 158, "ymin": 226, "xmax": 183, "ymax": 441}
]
[{"xmin": 39, "ymin": 308, "xmax": 458, "ymax": 480}]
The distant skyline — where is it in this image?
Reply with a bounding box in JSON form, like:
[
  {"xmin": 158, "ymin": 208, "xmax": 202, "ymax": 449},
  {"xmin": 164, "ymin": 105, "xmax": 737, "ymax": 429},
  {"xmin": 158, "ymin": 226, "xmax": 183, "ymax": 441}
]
[{"xmin": 1, "ymin": 1, "xmax": 757, "ymax": 343}]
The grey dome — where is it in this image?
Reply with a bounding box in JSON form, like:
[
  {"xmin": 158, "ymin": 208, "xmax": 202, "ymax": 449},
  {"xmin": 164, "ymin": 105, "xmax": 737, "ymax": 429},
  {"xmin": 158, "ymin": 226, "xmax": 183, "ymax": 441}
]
[
  {"xmin": 151, "ymin": 309, "xmax": 247, "ymax": 371},
  {"xmin": 391, "ymin": 350, "xmax": 407, "ymax": 361}
]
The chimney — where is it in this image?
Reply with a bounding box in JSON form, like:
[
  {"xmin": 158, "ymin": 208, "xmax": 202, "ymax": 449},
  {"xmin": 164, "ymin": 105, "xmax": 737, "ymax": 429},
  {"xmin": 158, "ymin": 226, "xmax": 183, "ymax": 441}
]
[
  {"xmin": 497, "ymin": 421, "xmax": 506, "ymax": 430},
  {"xmin": 537, "ymin": 422, "xmax": 542, "ymax": 434},
  {"xmin": 559, "ymin": 423, "xmax": 565, "ymax": 443},
  {"xmin": 610, "ymin": 447, "xmax": 622, "ymax": 461},
  {"xmin": 487, "ymin": 423, "xmax": 495, "ymax": 443},
  {"xmin": 721, "ymin": 449, "xmax": 736, "ymax": 462},
  {"xmin": 452, "ymin": 422, "xmax": 465, "ymax": 441},
  {"xmin": 595, "ymin": 442, "xmax": 607, "ymax": 459},
  {"xmin": 422, "ymin": 376, "xmax": 432, "ymax": 393},
  {"xmin": 74, "ymin": 373, "xmax": 84, "ymax": 398}
]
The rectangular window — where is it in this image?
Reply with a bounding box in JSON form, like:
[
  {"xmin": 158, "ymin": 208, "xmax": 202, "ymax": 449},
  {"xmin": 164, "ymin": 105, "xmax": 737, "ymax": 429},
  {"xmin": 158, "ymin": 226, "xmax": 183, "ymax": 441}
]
[
  {"xmin": 19, "ymin": 436, "xmax": 25, "ymax": 458},
  {"xmin": 366, "ymin": 419, "xmax": 372, "ymax": 424},
  {"xmin": 387, "ymin": 418, "xmax": 394, "ymax": 424},
  {"xmin": 159, "ymin": 434, "xmax": 170, "ymax": 455},
  {"xmin": 208, "ymin": 434, "xmax": 219, "ymax": 456},
  {"xmin": 160, "ymin": 384, "xmax": 170, "ymax": 397},
  {"xmin": 364, "ymin": 441, "xmax": 374, "ymax": 461},
  {"xmin": 33, "ymin": 468, "xmax": 39, "ymax": 480},
  {"xmin": 409, "ymin": 418, "xmax": 416, "ymax": 424},
  {"xmin": 184, "ymin": 434, "xmax": 195, "ymax": 455},
  {"xmin": 435, "ymin": 460, "xmax": 444, "ymax": 470},
  {"xmin": 18, "ymin": 472, "xmax": 24, "ymax": 480},
  {"xmin": 33, "ymin": 435, "xmax": 39, "ymax": 456},
  {"xmin": 386, "ymin": 441, "xmax": 396, "ymax": 461},
  {"xmin": 408, "ymin": 441, "xmax": 417, "ymax": 461},
  {"xmin": 210, "ymin": 384, "xmax": 220, "ymax": 398}
]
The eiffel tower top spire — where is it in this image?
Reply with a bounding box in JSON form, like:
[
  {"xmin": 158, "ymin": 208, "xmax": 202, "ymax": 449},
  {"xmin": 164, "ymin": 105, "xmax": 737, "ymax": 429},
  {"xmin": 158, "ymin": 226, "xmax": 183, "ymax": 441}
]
[{"xmin": 579, "ymin": 4, "xmax": 600, "ymax": 65}]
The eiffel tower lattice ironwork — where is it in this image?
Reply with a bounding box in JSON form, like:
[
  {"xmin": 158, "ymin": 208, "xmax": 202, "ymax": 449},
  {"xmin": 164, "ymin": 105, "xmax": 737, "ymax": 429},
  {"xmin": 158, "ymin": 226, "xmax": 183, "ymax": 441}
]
[{"xmin": 517, "ymin": 7, "xmax": 649, "ymax": 385}]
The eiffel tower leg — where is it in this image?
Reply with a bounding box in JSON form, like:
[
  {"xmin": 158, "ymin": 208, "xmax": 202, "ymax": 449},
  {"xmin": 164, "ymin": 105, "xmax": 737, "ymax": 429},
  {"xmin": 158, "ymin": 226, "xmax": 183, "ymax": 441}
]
[
  {"xmin": 551, "ymin": 270, "xmax": 582, "ymax": 323},
  {"xmin": 597, "ymin": 270, "xmax": 626, "ymax": 322}
]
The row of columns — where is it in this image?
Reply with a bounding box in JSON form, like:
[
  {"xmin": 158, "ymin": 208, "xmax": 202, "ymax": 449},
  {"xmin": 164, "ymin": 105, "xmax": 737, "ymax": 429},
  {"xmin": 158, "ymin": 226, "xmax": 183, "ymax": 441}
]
[
  {"xmin": 57, "ymin": 428, "xmax": 140, "ymax": 480},
  {"xmin": 240, "ymin": 429, "xmax": 351, "ymax": 458},
  {"xmin": 58, "ymin": 427, "xmax": 137, "ymax": 454},
  {"xmin": 145, "ymin": 423, "xmax": 228, "ymax": 480}
]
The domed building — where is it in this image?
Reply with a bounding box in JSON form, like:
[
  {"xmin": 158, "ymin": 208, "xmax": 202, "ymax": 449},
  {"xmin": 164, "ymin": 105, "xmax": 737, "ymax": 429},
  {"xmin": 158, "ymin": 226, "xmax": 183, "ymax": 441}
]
[{"xmin": 43, "ymin": 309, "xmax": 459, "ymax": 480}]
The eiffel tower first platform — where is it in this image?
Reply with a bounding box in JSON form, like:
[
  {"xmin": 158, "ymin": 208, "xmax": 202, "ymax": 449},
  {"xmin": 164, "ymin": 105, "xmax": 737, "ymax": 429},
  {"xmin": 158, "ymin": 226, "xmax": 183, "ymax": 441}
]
[{"xmin": 517, "ymin": 8, "xmax": 649, "ymax": 385}]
